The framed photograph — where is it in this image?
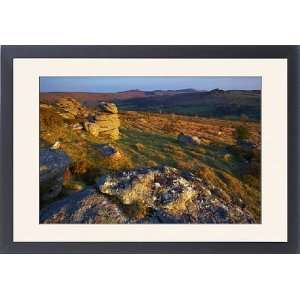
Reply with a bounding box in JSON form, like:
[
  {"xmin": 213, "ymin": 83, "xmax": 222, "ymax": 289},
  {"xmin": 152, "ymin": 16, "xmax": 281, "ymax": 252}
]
[{"xmin": 0, "ymin": 46, "xmax": 299, "ymax": 253}]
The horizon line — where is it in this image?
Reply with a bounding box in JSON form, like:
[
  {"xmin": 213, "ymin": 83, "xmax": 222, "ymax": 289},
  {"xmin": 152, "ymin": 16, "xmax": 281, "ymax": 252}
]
[{"xmin": 40, "ymin": 88, "xmax": 261, "ymax": 93}]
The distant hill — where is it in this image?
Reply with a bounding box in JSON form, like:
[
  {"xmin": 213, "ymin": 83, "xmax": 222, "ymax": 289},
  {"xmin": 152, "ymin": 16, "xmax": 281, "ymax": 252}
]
[
  {"xmin": 40, "ymin": 88, "xmax": 199, "ymax": 104},
  {"xmin": 40, "ymin": 89, "xmax": 261, "ymax": 120},
  {"xmin": 116, "ymin": 89, "xmax": 261, "ymax": 120}
]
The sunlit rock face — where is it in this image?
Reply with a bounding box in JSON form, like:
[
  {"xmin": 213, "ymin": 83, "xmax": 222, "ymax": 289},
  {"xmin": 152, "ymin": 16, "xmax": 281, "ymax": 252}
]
[{"xmin": 83, "ymin": 102, "xmax": 121, "ymax": 140}]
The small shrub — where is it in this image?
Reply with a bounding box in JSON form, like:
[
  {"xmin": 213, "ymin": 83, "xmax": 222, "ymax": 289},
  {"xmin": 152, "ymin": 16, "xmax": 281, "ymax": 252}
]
[
  {"xmin": 70, "ymin": 160, "xmax": 91, "ymax": 175},
  {"xmin": 81, "ymin": 167, "xmax": 103, "ymax": 184},
  {"xmin": 243, "ymin": 175, "xmax": 260, "ymax": 190},
  {"xmin": 176, "ymin": 160, "xmax": 195, "ymax": 171},
  {"xmin": 235, "ymin": 125, "xmax": 250, "ymax": 140}
]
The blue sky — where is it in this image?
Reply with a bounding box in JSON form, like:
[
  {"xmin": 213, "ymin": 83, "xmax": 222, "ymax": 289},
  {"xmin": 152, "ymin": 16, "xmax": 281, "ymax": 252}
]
[{"xmin": 40, "ymin": 76, "xmax": 261, "ymax": 93}]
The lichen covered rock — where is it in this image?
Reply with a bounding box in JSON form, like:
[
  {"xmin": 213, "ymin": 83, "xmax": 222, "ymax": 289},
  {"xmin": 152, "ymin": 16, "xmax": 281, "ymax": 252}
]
[
  {"xmin": 98, "ymin": 102, "xmax": 118, "ymax": 114},
  {"xmin": 40, "ymin": 149, "xmax": 70, "ymax": 201},
  {"xmin": 178, "ymin": 133, "xmax": 201, "ymax": 145},
  {"xmin": 83, "ymin": 103, "xmax": 121, "ymax": 140},
  {"xmin": 55, "ymin": 97, "xmax": 88, "ymax": 118},
  {"xmin": 40, "ymin": 188, "xmax": 127, "ymax": 224},
  {"xmin": 96, "ymin": 166, "xmax": 255, "ymax": 224},
  {"xmin": 96, "ymin": 144, "xmax": 121, "ymax": 159},
  {"xmin": 40, "ymin": 166, "xmax": 256, "ymax": 224}
]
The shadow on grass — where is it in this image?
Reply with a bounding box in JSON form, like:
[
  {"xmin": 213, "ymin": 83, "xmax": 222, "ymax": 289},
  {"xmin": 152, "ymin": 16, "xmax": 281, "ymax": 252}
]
[{"xmin": 118, "ymin": 128, "xmax": 246, "ymax": 178}]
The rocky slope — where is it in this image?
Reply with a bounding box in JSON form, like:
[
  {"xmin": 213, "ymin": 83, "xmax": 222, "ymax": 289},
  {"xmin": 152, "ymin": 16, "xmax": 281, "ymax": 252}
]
[
  {"xmin": 40, "ymin": 166, "xmax": 255, "ymax": 224},
  {"xmin": 39, "ymin": 95, "xmax": 261, "ymax": 223},
  {"xmin": 41, "ymin": 97, "xmax": 121, "ymax": 140}
]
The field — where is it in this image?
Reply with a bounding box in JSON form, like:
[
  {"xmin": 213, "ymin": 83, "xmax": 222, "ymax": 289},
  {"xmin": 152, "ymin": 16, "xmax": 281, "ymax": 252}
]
[
  {"xmin": 117, "ymin": 90, "xmax": 261, "ymax": 120},
  {"xmin": 41, "ymin": 89, "xmax": 261, "ymax": 120},
  {"xmin": 40, "ymin": 100, "xmax": 261, "ymax": 222}
]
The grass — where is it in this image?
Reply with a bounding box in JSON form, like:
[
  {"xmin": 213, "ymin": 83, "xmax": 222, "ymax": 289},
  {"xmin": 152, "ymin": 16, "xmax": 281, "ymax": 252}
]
[
  {"xmin": 118, "ymin": 112, "xmax": 261, "ymax": 221},
  {"xmin": 40, "ymin": 105, "xmax": 261, "ymax": 222},
  {"xmin": 40, "ymin": 107, "xmax": 133, "ymax": 185},
  {"xmin": 117, "ymin": 90, "xmax": 261, "ymax": 120}
]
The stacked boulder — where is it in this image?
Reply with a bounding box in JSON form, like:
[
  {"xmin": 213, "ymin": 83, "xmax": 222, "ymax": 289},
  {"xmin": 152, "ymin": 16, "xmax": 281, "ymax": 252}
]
[
  {"xmin": 55, "ymin": 97, "xmax": 88, "ymax": 119},
  {"xmin": 84, "ymin": 102, "xmax": 120, "ymax": 140},
  {"xmin": 52, "ymin": 97, "xmax": 121, "ymax": 141}
]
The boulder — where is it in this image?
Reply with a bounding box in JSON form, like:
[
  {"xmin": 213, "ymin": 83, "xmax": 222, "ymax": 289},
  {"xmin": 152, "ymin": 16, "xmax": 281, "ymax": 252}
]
[
  {"xmin": 98, "ymin": 102, "xmax": 118, "ymax": 114},
  {"xmin": 95, "ymin": 113, "xmax": 120, "ymax": 126},
  {"xmin": 55, "ymin": 97, "xmax": 88, "ymax": 118},
  {"xmin": 178, "ymin": 133, "xmax": 201, "ymax": 145},
  {"xmin": 84, "ymin": 110, "xmax": 120, "ymax": 140},
  {"xmin": 83, "ymin": 122, "xmax": 100, "ymax": 137},
  {"xmin": 96, "ymin": 144, "xmax": 121, "ymax": 159},
  {"xmin": 96, "ymin": 166, "xmax": 255, "ymax": 223},
  {"xmin": 40, "ymin": 165, "xmax": 256, "ymax": 224},
  {"xmin": 40, "ymin": 149, "xmax": 70, "ymax": 201},
  {"xmin": 82, "ymin": 103, "xmax": 120, "ymax": 140},
  {"xmin": 40, "ymin": 188, "xmax": 128, "ymax": 224},
  {"xmin": 95, "ymin": 114, "xmax": 120, "ymax": 131},
  {"xmin": 83, "ymin": 122, "xmax": 120, "ymax": 140},
  {"xmin": 56, "ymin": 97, "xmax": 81, "ymax": 114},
  {"xmin": 97, "ymin": 168, "xmax": 158, "ymax": 205},
  {"xmin": 100, "ymin": 128, "xmax": 120, "ymax": 140}
]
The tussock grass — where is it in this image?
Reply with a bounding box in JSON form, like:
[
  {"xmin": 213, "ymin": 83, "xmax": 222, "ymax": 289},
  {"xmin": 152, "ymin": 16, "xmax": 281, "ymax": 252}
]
[{"xmin": 40, "ymin": 106, "xmax": 261, "ymax": 221}]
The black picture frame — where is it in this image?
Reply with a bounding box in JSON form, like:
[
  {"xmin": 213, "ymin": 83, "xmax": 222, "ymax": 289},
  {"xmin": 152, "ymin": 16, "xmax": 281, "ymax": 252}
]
[{"xmin": 1, "ymin": 45, "xmax": 299, "ymax": 253}]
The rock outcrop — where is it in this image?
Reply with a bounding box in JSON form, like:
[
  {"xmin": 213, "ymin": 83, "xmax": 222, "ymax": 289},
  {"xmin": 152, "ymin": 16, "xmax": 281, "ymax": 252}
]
[
  {"xmin": 55, "ymin": 97, "xmax": 88, "ymax": 119},
  {"xmin": 40, "ymin": 188, "xmax": 127, "ymax": 224},
  {"xmin": 40, "ymin": 149, "xmax": 70, "ymax": 201},
  {"xmin": 96, "ymin": 144, "xmax": 121, "ymax": 159},
  {"xmin": 84, "ymin": 102, "xmax": 120, "ymax": 140},
  {"xmin": 98, "ymin": 102, "xmax": 118, "ymax": 114},
  {"xmin": 40, "ymin": 166, "xmax": 255, "ymax": 224},
  {"xmin": 97, "ymin": 166, "xmax": 254, "ymax": 223},
  {"xmin": 42, "ymin": 97, "xmax": 121, "ymax": 141},
  {"xmin": 178, "ymin": 133, "xmax": 201, "ymax": 145}
]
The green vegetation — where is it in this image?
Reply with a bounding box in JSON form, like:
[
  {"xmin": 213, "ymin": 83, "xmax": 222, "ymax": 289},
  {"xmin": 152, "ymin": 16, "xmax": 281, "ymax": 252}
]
[
  {"xmin": 117, "ymin": 90, "xmax": 261, "ymax": 120},
  {"xmin": 235, "ymin": 125, "xmax": 250, "ymax": 140}
]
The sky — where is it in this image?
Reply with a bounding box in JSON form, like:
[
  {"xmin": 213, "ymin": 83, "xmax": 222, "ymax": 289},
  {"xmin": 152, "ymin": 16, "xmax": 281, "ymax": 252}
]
[{"xmin": 40, "ymin": 76, "xmax": 261, "ymax": 93}]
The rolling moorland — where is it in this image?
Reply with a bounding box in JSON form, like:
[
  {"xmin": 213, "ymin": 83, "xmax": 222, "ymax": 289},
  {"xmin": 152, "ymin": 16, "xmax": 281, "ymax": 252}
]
[
  {"xmin": 39, "ymin": 89, "xmax": 261, "ymax": 224},
  {"xmin": 41, "ymin": 88, "xmax": 261, "ymax": 120}
]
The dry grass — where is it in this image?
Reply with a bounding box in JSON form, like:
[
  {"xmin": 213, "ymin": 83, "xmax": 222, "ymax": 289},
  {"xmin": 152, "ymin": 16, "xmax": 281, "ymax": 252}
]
[
  {"xmin": 120, "ymin": 111, "xmax": 260, "ymax": 146},
  {"xmin": 40, "ymin": 107, "xmax": 133, "ymax": 185},
  {"xmin": 40, "ymin": 106, "xmax": 261, "ymax": 221},
  {"xmin": 197, "ymin": 165, "xmax": 261, "ymax": 222}
]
